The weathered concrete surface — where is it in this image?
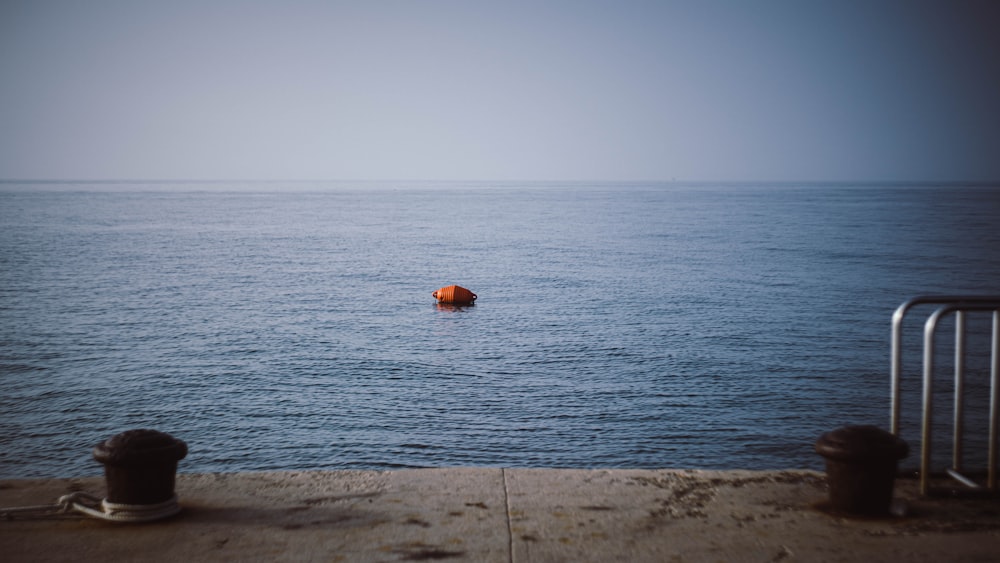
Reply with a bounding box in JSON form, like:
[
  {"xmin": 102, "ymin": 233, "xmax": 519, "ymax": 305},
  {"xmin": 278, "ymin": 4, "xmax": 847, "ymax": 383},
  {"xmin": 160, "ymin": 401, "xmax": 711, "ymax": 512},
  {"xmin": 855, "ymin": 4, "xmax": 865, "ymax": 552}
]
[{"xmin": 2, "ymin": 468, "xmax": 999, "ymax": 562}]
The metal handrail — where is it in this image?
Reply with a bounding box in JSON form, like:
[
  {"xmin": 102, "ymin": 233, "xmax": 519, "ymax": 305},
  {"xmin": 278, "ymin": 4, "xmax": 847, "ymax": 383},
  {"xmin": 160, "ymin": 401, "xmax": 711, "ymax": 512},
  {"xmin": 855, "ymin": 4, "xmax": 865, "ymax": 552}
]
[
  {"xmin": 890, "ymin": 296, "xmax": 1000, "ymax": 495},
  {"xmin": 890, "ymin": 296, "xmax": 1000, "ymax": 433}
]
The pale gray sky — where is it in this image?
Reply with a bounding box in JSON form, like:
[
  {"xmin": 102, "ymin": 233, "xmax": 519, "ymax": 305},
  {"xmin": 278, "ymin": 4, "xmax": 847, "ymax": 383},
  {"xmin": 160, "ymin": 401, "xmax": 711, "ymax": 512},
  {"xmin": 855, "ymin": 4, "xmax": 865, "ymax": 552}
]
[{"xmin": 1, "ymin": 0, "xmax": 998, "ymax": 182}]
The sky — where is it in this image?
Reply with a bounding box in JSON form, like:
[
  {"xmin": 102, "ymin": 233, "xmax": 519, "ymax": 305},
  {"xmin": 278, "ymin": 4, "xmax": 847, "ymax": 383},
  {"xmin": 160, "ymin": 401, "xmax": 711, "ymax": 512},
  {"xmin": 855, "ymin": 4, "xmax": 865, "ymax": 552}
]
[{"xmin": 1, "ymin": 0, "xmax": 998, "ymax": 183}]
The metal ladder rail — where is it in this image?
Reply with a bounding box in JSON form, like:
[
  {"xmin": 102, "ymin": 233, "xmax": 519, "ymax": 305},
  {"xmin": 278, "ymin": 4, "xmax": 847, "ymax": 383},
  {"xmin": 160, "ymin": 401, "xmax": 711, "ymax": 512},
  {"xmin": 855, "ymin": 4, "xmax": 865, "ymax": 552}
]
[
  {"xmin": 890, "ymin": 296, "xmax": 1000, "ymax": 434},
  {"xmin": 889, "ymin": 296, "xmax": 1000, "ymax": 496},
  {"xmin": 920, "ymin": 303, "xmax": 1000, "ymax": 495}
]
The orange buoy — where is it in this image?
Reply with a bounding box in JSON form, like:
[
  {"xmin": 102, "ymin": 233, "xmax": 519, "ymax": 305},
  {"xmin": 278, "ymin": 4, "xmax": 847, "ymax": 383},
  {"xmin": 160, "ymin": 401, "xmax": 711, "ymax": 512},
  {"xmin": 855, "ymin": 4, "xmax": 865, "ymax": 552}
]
[{"xmin": 432, "ymin": 285, "xmax": 477, "ymax": 305}]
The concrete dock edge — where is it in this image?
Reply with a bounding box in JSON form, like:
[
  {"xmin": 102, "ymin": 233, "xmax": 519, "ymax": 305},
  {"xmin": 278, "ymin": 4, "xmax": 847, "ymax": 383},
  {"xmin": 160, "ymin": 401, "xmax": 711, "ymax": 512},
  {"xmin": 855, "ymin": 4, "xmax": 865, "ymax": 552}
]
[{"xmin": 2, "ymin": 468, "xmax": 999, "ymax": 562}]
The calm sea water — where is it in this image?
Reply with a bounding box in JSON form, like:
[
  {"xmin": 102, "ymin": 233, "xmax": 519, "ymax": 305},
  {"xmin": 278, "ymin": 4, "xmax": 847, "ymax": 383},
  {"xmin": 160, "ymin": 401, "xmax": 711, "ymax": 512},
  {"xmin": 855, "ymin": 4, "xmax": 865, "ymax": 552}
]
[{"xmin": 1, "ymin": 182, "xmax": 999, "ymax": 478}]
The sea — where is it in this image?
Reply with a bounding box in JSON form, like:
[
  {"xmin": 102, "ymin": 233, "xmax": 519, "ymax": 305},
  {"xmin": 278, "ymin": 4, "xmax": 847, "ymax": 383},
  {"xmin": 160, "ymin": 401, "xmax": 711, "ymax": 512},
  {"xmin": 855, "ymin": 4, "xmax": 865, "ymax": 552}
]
[{"xmin": 1, "ymin": 181, "xmax": 998, "ymax": 479}]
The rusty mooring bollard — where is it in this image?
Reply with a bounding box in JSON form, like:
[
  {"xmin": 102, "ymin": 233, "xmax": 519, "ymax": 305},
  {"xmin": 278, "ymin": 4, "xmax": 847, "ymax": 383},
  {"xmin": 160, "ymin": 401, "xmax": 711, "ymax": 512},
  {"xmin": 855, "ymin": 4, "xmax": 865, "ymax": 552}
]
[
  {"xmin": 815, "ymin": 425, "xmax": 908, "ymax": 516},
  {"xmin": 92, "ymin": 429, "xmax": 188, "ymax": 506}
]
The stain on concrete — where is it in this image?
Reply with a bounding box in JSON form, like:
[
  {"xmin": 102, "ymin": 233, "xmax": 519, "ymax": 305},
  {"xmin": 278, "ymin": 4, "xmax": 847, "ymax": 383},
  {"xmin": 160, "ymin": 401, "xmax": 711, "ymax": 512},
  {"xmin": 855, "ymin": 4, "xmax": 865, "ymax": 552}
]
[
  {"xmin": 392, "ymin": 541, "xmax": 465, "ymax": 560},
  {"xmin": 302, "ymin": 492, "xmax": 381, "ymax": 505}
]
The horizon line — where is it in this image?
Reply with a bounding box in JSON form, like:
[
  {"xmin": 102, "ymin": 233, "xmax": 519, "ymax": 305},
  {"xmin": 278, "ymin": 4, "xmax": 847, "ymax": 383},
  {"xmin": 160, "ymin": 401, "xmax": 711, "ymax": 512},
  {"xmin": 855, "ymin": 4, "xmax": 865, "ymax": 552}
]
[{"xmin": 2, "ymin": 178, "xmax": 999, "ymax": 187}]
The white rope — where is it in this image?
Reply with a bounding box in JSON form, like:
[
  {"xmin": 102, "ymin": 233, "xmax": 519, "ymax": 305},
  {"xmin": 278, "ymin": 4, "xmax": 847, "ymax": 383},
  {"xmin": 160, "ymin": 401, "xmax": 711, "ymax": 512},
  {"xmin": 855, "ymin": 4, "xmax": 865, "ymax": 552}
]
[
  {"xmin": 62, "ymin": 492, "xmax": 182, "ymax": 522},
  {"xmin": 0, "ymin": 501, "xmax": 68, "ymax": 518},
  {"xmin": 2, "ymin": 492, "xmax": 181, "ymax": 523}
]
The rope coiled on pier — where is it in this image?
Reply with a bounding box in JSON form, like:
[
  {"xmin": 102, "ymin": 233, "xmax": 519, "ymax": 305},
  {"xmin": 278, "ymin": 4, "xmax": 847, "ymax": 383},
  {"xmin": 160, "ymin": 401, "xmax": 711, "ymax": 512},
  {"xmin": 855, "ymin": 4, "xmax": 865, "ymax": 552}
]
[{"xmin": 1, "ymin": 491, "xmax": 180, "ymax": 523}]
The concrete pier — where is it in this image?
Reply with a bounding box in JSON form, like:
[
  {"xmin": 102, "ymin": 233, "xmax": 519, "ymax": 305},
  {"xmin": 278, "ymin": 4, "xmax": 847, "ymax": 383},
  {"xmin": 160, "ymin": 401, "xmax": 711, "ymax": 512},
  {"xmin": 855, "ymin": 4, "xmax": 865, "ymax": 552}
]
[{"xmin": 2, "ymin": 468, "xmax": 998, "ymax": 561}]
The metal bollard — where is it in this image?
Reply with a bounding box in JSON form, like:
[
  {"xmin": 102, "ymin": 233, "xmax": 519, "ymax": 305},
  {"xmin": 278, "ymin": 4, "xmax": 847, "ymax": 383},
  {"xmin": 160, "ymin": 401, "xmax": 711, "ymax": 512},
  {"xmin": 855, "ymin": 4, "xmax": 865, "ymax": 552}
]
[
  {"xmin": 92, "ymin": 429, "xmax": 188, "ymax": 506},
  {"xmin": 815, "ymin": 425, "xmax": 908, "ymax": 516}
]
